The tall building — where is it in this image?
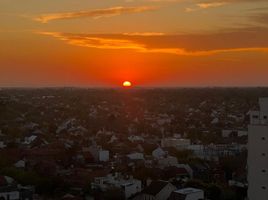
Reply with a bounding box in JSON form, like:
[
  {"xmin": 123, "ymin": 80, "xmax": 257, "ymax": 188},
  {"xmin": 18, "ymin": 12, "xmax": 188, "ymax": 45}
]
[{"xmin": 248, "ymin": 98, "xmax": 268, "ymax": 200}]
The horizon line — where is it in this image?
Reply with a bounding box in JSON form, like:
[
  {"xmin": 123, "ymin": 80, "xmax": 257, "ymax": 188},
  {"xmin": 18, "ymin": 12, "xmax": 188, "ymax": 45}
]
[{"xmin": 1, "ymin": 86, "xmax": 268, "ymax": 90}]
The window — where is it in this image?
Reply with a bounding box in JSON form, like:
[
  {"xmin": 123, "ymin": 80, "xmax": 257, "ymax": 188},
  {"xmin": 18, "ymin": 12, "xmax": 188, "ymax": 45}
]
[
  {"xmin": 262, "ymin": 169, "xmax": 266, "ymax": 173},
  {"xmin": 261, "ymin": 137, "xmax": 266, "ymax": 141},
  {"xmin": 264, "ymin": 116, "xmax": 267, "ymax": 119},
  {"xmin": 253, "ymin": 115, "xmax": 259, "ymax": 119},
  {"xmin": 262, "ymin": 153, "xmax": 266, "ymax": 156},
  {"xmin": 262, "ymin": 186, "xmax": 266, "ymax": 190}
]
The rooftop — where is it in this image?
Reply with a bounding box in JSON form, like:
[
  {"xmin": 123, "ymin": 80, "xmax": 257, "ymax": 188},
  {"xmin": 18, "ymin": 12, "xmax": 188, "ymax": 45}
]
[
  {"xmin": 174, "ymin": 187, "xmax": 203, "ymax": 195},
  {"xmin": 142, "ymin": 180, "xmax": 169, "ymax": 196}
]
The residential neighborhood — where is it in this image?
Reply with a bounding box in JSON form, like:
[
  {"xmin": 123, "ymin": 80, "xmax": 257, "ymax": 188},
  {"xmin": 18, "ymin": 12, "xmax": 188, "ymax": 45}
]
[{"xmin": 1, "ymin": 87, "xmax": 266, "ymax": 199}]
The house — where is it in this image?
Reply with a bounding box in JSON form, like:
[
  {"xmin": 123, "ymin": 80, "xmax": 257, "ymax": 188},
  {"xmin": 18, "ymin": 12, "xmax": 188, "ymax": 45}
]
[
  {"xmin": 0, "ymin": 185, "xmax": 20, "ymax": 200},
  {"xmin": 88, "ymin": 145, "xmax": 109, "ymax": 162},
  {"xmin": 0, "ymin": 176, "xmax": 20, "ymax": 200},
  {"xmin": 186, "ymin": 145, "xmax": 204, "ymax": 159},
  {"xmin": 222, "ymin": 129, "xmax": 248, "ymax": 138},
  {"xmin": 169, "ymin": 187, "xmax": 204, "ymax": 200},
  {"xmin": 211, "ymin": 117, "xmax": 219, "ymax": 124},
  {"xmin": 23, "ymin": 122, "xmax": 39, "ymax": 130},
  {"xmin": 222, "ymin": 130, "xmax": 235, "ymax": 138},
  {"xmin": 99, "ymin": 150, "xmax": 109, "ymax": 162},
  {"xmin": 237, "ymin": 130, "xmax": 248, "ymax": 137},
  {"xmin": 14, "ymin": 160, "xmax": 26, "ymax": 169},
  {"xmin": 23, "ymin": 135, "xmax": 37, "ymax": 145},
  {"xmin": 61, "ymin": 193, "xmax": 83, "ymax": 200},
  {"xmin": 0, "ymin": 141, "xmax": 6, "ymax": 149},
  {"xmin": 133, "ymin": 180, "xmax": 176, "ymax": 200},
  {"xmin": 0, "ymin": 176, "xmax": 34, "ymax": 200},
  {"xmin": 92, "ymin": 173, "xmax": 142, "ymax": 199},
  {"xmin": 128, "ymin": 136, "xmax": 144, "ymax": 143},
  {"xmin": 161, "ymin": 138, "xmax": 190, "ymax": 149},
  {"xmin": 127, "ymin": 153, "xmax": 144, "ymax": 160},
  {"xmin": 152, "ymin": 147, "xmax": 166, "ymax": 159},
  {"xmin": 157, "ymin": 156, "xmax": 178, "ymax": 169},
  {"xmin": 108, "ymin": 135, "xmax": 118, "ymax": 143},
  {"xmin": 56, "ymin": 118, "xmax": 76, "ymax": 134}
]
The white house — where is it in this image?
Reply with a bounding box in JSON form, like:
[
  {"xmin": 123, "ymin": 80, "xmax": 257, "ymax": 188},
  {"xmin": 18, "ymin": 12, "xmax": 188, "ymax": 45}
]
[
  {"xmin": 169, "ymin": 187, "xmax": 204, "ymax": 200},
  {"xmin": 88, "ymin": 145, "xmax": 109, "ymax": 162},
  {"xmin": 92, "ymin": 173, "xmax": 141, "ymax": 199},
  {"xmin": 133, "ymin": 180, "xmax": 176, "ymax": 200}
]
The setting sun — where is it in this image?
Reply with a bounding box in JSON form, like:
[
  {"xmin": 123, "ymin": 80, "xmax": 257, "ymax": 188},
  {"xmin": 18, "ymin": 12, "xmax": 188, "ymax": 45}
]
[{"xmin": 123, "ymin": 81, "xmax": 132, "ymax": 87}]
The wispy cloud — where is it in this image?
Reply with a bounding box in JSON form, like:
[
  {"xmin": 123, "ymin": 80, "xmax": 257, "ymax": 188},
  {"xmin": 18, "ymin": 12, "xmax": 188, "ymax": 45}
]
[
  {"xmin": 125, "ymin": 0, "xmax": 184, "ymax": 2},
  {"xmin": 197, "ymin": 2, "xmax": 227, "ymax": 9},
  {"xmin": 37, "ymin": 30, "xmax": 268, "ymax": 56},
  {"xmin": 186, "ymin": 2, "xmax": 227, "ymax": 12},
  {"xmin": 34, "ymin": 6, "xmax": 158, "ymax": 23},
  {"xmin": 37, "ymin": 31, "xmax": 146, "ymax": 50},
  {"xmin": 123, "ymin": 32, "xmax": 165, "ymax": 36}
]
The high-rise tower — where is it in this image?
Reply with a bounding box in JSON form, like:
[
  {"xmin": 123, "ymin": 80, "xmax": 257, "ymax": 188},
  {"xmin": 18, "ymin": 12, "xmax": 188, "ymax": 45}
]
[{"xmin": 248, "ymin": 98, "xmax": 268, "ymax": 200}]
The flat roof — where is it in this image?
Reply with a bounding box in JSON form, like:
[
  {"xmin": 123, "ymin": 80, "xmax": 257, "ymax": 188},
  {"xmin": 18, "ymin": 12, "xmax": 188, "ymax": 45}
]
[{"xmin": 173, "ymin": 187, "xmax": 203, "ymax": 194}]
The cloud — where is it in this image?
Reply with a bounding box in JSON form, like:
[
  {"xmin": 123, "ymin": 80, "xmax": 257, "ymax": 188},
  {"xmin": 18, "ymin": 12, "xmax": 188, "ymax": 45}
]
[
  {"xmin": 199, "ymin": 0, "xmax": 266, "ymax": 3},
  {"xmin": 126, "ymin": 0, "xmax": 184, "ymax": 2},
  {"xmin": 37, "ymin": 31, "xmax": 146, "ymax": 50},
  {"xmin": 128, "ymin": 0, "xmax": 266, "ymax": 3},
  {"xmin": 37, "ymin": 28, "xmax": 268, "ymax": 56},
  {"xmin": 186, "ymin": 2, "xmax": 227, "ymax": 12},
  {"xmin": 33, "ymin": 0, "xmax": 268, "ymax": 23},
  {"xmin": 34, "ymin": 6, "xmax": 158, "ymax": 23},
  {"xmin": 247, "ymin": 7, "xmax": 268, "ymax": 12},
  {"xmin": 197, "ymin": 2, "xmax": 227, "ymax": 9},
  {"xmin": 123, "ymin": 32, "xmax": 165, "ymax": 36}
]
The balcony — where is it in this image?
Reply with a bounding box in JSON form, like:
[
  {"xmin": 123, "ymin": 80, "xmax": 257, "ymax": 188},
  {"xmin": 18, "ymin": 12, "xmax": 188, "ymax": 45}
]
[{"xmin": 250, "ymin": 111, "xmax": 268, "ymax": 125}]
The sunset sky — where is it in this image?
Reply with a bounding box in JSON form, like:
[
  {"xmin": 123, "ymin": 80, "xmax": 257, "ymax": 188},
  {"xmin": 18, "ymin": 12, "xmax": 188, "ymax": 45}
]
[{"xmin": 1, "ymin": 0, "xmax": 268, "ymax": 87}]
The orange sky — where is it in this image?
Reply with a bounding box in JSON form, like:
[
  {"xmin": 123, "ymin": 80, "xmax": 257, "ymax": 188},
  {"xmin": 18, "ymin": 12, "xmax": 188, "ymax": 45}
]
[{"xmin": 1, "ymin": 0, "xmax": 268, "ymax": 87}]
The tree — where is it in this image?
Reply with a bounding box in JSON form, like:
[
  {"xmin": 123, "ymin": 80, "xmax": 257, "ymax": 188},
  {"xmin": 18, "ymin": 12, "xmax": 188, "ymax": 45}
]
[
  {"xmin": 101, "ymin": 187, "xmax": 124, "ymax": 200},
  {"xmin": 207, "ymin": 184, "xmax": 222, "ymax": 200}
]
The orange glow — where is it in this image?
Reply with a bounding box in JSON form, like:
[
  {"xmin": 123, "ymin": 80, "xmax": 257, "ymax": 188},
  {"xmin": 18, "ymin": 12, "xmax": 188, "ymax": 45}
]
[{"xmin": 123, "ymin": 81, "xmax": 132, "ymax": 87}]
